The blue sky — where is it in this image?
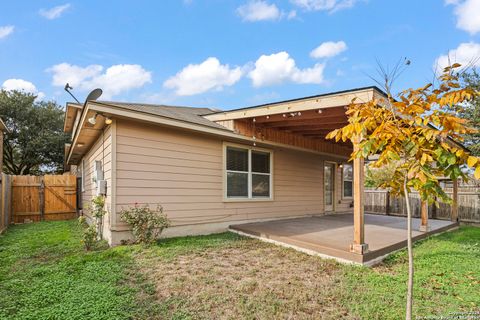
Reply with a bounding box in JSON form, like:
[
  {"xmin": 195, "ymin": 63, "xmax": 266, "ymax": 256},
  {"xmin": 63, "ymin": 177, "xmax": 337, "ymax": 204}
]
[{"xmin": 1, "ymin": 0, "xmax": 479, "ymax": 110}]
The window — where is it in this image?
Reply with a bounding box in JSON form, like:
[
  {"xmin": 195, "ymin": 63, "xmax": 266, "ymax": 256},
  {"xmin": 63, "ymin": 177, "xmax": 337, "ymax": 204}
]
[
  {"xmin": 342, "ymin": 164, "xmax": 353, "ymax": 198},
  {"xmin": 225, "ymin": 145, "xmax": 272, "ymax": 199}
]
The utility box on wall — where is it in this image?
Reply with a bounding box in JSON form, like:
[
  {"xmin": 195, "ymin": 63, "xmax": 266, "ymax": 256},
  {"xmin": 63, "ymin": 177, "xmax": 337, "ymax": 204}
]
[
  {"xmin": 93, "ymin": 160, "xmax": 104, "ymax": 183},
  {"xmin": 96, "ymin": 180, "xmax": 107, "ymax": 196},
  {"xmin": 93, "ymin": 160, "xmax": 106, "ymax": 196}
]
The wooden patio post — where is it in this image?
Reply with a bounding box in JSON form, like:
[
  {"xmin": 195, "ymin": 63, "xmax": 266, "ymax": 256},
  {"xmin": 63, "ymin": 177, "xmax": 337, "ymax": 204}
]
[
  {"xmin": 451, "ymin": 178, "xmax": 458, "ymax": 222},
  {"xmin": 351, "ymin": 136, "xmax": 368, "ymax": 254},
  {"xmin": 419, "ymin": 200, "xmax": 429, "ymax": 232}
]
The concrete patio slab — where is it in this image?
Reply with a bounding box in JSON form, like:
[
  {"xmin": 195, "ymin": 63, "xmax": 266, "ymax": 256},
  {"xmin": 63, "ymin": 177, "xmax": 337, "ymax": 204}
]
[{"xmin": 229, "ymin": 213, "xmax": 458, "ymax": 266}]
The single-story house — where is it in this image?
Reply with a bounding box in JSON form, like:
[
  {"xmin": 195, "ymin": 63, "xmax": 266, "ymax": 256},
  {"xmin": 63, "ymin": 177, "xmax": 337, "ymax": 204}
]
[{"xmin": 63, "ymin": 86, "xmax": 459, "ymax": 261}]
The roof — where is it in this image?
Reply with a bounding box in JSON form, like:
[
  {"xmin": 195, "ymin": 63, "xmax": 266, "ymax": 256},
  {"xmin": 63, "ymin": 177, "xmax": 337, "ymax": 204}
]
[
  {"xmin": 204, "ymin": 86, "xmax": 388, "ymax": 116},
  {"xmin": 93, "ymin": 101, "xmax": 228, "ymax": 130},
  {"xmin": 204, "ymin": 86, "xmax": 385, "ymax": 122}
]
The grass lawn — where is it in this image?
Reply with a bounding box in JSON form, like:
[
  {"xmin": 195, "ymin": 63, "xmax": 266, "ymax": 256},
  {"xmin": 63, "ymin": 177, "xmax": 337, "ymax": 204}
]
[{"xmin": 0, "ymin": 220, "xmax": 479, "ymax": 319}]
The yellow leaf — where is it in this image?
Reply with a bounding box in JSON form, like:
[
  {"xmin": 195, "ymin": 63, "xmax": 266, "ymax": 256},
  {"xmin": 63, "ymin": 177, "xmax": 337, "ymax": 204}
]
[
  {"xmin": 475, "ymin": 166, "xmax": 480, "ymax": 179},
  {"xmin": 326, "ymin": 130, "xmax": 338, "ymax": 140},
  {"xmin": 468, "ymin": 156, "xmax": 478, "ymax": 168},
  {"xmin": 421, "ymin": 153, "xmax": 427, "ymax": 166}
]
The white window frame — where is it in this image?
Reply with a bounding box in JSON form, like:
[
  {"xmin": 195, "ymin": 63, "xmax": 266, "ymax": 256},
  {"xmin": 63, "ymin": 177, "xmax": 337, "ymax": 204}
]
[
  {"xmin": 223, "ymin": 142, "xmax": 273, "ymax": 202},
  {"xmin": 342, "ymin": 163, "xmax": 353, "ymax": 199}
]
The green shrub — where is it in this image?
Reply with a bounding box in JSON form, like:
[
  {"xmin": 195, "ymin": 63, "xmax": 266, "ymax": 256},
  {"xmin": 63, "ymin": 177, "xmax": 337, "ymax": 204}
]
[
  {"xmin": 120, "ymin": 204, "xmax": 170, "ymax": 244},
  {"xmin": 78, "ymin": 195, "xmax": 107, "ymax": 250},
  {"xmin": 88, "ymin": 195, "xmax": 107, "ymax": 240},
  {"xmin": 78, "ymin": 216, "xmax": 98, "ymax": 251},
  {"xmin": 82, "ymin": 224, "xmax": 98, "ymax": 250},
  {"xmin": 91, "ymin": 195, "xmax": 107, "ymax": 219}
]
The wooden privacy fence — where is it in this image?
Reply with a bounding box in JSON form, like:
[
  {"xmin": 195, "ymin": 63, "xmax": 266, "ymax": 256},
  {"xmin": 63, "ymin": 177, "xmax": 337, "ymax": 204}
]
[
  {"xmin": 11, "ymin": 175, "xmax": 77, "ymax": 223},
  {"xmin": 0, "ymin": 174, "xmax": 12, "ymax": 233},
  {"xmin": 365, "ymin": 187, "xmax": 480, "ymax": 224}
]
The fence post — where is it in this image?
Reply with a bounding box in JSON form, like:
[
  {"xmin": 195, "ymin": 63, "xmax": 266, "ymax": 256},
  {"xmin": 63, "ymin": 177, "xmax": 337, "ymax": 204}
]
[
  {"xmin": 431, "ymin": 197, "xmax": 437, "ymax": 219},
  {"xmin": 385, "ymin": 191, "xmax": 390, "ymax": 215},
  {"xmin": 451, "ymin": 179, "xmax": 458, "ymax": 222},
  {"xmin": 39, "ymin": 177, "xmax": 45, "ymax": 221}
]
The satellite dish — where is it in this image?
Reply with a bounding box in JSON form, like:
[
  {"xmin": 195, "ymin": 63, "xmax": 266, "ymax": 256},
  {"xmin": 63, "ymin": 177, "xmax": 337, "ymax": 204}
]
[{"xmin": 85, "ymin": 88, "xmax": 103, "ymax": 102}]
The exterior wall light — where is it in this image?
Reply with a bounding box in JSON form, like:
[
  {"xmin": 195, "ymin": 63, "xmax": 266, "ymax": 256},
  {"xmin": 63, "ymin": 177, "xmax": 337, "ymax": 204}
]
[{"xmin": 87, "ymin": 114, "xmax": 97, "ymax": 125}]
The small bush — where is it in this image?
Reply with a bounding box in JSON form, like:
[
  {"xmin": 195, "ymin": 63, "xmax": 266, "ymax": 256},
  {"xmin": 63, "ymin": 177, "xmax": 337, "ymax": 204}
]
[
  {"xmin": 120, "ymin": 204, "xmax": 170, "ymax": 245},
  {"xmin": 86, "ymin": 195, "xmax": 107, "ymax": 240},
  {"xmin": 82, "ymin": 225, "xmax": 98, "ymax": 250},
  {"xmin": 78, "ymin": 216, "xmax": 98, "ymax": 251},
  {"xmin": 91, "ymin": 195, "xmax": 107, "ymax": 219}
]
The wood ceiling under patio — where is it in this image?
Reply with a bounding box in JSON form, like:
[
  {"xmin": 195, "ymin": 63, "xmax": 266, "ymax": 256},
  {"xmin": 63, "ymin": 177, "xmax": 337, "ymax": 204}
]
[
  {"xmin": 205, "ymin": 87, "xmax": 385, "ymax": 155},
  {"xmin": 229, "ymin": 106, "xmax": 353, "ymax": 157},
  {"xmin": 250, "ymin": 106, "xmax": 349, "ymax": 141}
]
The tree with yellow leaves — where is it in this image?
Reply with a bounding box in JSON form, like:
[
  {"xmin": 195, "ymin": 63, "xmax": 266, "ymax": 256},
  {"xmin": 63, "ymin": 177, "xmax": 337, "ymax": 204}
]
[{"xmin": 327, "ymin": 63, "xmax": 479, "ymax": 320}]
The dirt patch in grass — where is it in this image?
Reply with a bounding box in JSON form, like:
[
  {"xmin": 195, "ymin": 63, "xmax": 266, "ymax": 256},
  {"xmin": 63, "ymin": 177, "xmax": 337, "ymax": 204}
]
[{"xmin": 136, "ymin": 235, "xmax": 354, "ymax": 320}]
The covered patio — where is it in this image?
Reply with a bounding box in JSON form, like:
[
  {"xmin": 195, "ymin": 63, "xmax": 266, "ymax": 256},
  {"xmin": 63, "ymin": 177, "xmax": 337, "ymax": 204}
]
[
  {"xmin": 230, "ymin": 213, "xmax": 458, "ymax": 265},
  {"xmin": 205, "ymin": 86, "xmax": 463, "ymax": 265}
]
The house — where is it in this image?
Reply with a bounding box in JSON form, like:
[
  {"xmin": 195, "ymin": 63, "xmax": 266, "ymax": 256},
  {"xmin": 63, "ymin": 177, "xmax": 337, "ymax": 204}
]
[{"xmin": 63, "ymin": 86, "xmax": 458, "ymax": 263}]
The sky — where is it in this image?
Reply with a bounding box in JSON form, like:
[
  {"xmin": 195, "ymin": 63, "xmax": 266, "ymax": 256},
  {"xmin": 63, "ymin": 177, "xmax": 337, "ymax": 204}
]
[{"xmin": 0, "ymin": 0, "xmax": 479, "ymax": 110}]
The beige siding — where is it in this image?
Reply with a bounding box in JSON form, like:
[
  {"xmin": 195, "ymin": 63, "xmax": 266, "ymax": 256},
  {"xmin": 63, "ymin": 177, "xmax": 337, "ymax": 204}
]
[
  {"xmin": 79, "ymin": 125, "xmax": 113, "ymax": 239},
  {"xmin": 114, "ymin": 119, "xmax": 351, "ymax": 230}
]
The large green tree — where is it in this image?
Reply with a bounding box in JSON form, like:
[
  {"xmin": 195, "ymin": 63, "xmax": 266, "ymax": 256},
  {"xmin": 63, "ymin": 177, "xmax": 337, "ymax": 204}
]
[
  {"xmin": 0, "ymin": 90, "xmax": 69, "ymax": 175},
  {"xmin": 458, "ymin": 69, "xmax": 480, "ymax": 155}
]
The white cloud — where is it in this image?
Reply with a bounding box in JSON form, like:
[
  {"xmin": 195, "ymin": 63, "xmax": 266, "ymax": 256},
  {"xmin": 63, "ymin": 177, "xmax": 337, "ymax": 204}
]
[
  {"xmin": 248, "ymin": 51, "xmax": 325, "ymax": 87},
  {"xmin": 310, "ymin": 41, "xmax": 347, "ymax": 58},
  {"xmin": 446, "ymin": 0, "xmax": 480, "ymax": 34},
  {"xmin": 2, "ymin": 79, "xmax": 45, "ymax": 100},
  {"xmin": 237, "ymin": 1, "xmax": 282, "ymax": 21},
  {"xmin": 47, "ymin": 63, "xmax": 152, "ymax": 99},
  {"xmin": 164, "ymin": 57, "xmax": 243, "ymax": 96},
  {"xmin": 39, "ymin": 4, "xmax": 71, "ymax": 20},
  {"xmin": 434, "ymin": 42, "xmax": 480, "ymax": 71},
  {"xmin": 287, "ymin": 10, "xmax": 297, "ymax": 19},
  {"xmin": 291, "ymin": 0, "xmax": 359, "ymax": 13},
  {"xmin": 49, "ymin": 63, "xmax": 103, "ymax": 88},
  {"xmin": 0, "ymin": 25, "xmax": 14, "ymax": 39}
]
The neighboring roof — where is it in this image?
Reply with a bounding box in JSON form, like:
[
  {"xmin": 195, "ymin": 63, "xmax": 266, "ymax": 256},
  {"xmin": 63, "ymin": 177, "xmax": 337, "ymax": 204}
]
[{"xmin": 93, "ymin": 101, "xmax": 228, "ymax": 131}]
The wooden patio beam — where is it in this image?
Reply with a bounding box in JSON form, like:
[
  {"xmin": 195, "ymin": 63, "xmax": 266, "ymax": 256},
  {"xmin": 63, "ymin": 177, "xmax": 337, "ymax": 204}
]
[
  {"xmin": 253, "ymin": 107, "xmax": 349, "ymax": 124},
  {"xmin": 291, "ymin": 129, "xmax": 341, "ymax": 135},
  {"xmin": 278, "ymin": 123, "xmax": 349, "ymax": 132},
  {"xmin": 259, "ymin": 118, "xmax": 348, "ymax": 128},
  {"xmin": 350, "ymin": 136, "xmax": 368, "ymax": 254}
]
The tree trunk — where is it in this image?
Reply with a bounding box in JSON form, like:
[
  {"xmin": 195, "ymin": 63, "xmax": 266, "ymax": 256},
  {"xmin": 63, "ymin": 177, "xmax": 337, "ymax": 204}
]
[{"xmin": 403, "ymin": 179, "xmax": 414, "ymax": 320}]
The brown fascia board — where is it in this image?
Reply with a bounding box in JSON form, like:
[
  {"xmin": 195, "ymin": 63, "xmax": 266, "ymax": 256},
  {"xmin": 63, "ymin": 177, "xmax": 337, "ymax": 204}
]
[
  {"xmin": 63, "ymin": 102, "xmax": 82, "ymax": 133},
  {"xmin": 204, "ymin": 86, "xmax": 388, "ymax": 116}
]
